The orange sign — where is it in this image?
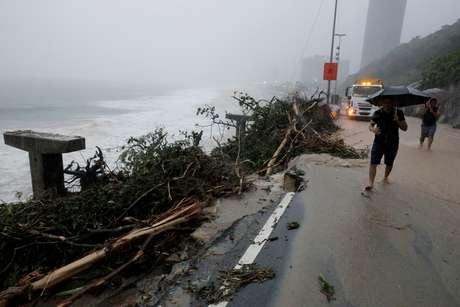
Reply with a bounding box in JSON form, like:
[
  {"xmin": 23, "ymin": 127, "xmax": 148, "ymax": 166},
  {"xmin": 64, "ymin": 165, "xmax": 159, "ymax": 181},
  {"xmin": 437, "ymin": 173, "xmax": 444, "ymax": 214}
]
[{"xmin": 323, "ymin": 62, "xmax": 338, "ymax": 81}]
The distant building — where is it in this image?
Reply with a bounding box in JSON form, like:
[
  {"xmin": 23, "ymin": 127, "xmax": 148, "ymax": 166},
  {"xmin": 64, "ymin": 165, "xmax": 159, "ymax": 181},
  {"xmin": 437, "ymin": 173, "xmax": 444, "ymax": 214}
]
[
  {"xmin": 337, "ymin": 59, "xmax": 350, "ymax": 85},
  {"xmin": 360, "ymin": 0, "xmax": 407, "ymax": 68},
  {"xmin": 301, "ymin": 55, "xmax": 328, "ymax": 88}
]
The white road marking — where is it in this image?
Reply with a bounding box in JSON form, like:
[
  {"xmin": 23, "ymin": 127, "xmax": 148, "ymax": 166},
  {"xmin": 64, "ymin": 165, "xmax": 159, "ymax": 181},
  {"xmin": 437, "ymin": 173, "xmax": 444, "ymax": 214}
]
[{"xmin": 208, "ymin": 192, "xmax": 296, "ymax": 307}]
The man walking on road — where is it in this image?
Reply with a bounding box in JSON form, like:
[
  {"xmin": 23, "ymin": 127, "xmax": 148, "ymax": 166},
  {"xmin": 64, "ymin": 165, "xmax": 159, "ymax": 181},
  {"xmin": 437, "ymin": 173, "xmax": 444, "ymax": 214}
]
[
  {"xmin": 420, "ymin": 98, "xmax": 440, "ymax": 150},
  {"xmin": 365, "ymin": 98, "xmax": 408, "ymax": 191}
]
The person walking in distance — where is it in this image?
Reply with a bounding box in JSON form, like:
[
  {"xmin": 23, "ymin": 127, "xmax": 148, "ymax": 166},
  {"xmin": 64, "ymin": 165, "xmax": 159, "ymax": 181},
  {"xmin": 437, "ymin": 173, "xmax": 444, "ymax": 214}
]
[
  {"xmin": 365, "ymin": 98, "xmax": 408, "ymax": 191},
  {"xmin": 420, "ymin": 98, "xmax": 440, "ymax": 150}
]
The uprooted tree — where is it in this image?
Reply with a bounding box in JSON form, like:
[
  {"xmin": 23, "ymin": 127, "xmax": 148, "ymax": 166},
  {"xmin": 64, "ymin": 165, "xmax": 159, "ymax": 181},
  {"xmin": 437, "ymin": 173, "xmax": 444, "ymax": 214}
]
[{"xmin": 199, "ymin": 92, "xmax": 365, "ymax": 175}]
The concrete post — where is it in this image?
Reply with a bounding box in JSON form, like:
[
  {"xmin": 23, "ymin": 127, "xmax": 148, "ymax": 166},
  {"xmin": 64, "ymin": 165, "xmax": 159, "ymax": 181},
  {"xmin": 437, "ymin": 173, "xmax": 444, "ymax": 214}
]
[
  {"xmin": 225, "ymin": 113, "xmax": 251, "ymax": 138},
  {"xmin": 3, "ymin": 130, "xmax": 85, "ymax": 198},
  {"xmin": 29, "ymin": 152, "xmax": 65, "ymax": 196}
]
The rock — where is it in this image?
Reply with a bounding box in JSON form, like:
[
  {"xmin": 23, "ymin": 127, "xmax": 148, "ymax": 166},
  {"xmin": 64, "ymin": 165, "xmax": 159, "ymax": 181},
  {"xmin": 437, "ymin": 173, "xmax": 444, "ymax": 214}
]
[{"xmin": 287, "ymin": 222, "xmax": 300, "ymax": 230}]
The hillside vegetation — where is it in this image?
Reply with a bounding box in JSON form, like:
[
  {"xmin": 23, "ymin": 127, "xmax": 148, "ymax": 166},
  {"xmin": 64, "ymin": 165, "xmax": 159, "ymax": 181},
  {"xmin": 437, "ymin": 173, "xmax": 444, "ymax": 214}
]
[
  {"xmin": 422, "ymin": 49, "xmax": 460, "ymax": 88},
  {"xmin": 345, "ymin": 19, "xmax": 460, "ymax": 87}
]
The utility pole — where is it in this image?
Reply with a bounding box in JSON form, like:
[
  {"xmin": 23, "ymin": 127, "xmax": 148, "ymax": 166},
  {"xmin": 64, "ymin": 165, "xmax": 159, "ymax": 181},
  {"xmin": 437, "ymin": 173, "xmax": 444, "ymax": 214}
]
[
  {"xmin": 334, "ymin": 33, "xmax": 346, "ymax": 95},
  {"xmin": 326, "ymin": 0, "xmax": 338, "ymax": 104}
]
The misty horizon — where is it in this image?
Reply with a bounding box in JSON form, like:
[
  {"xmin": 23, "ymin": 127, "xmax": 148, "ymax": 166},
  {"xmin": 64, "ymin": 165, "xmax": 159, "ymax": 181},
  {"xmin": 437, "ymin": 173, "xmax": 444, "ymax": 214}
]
[{"xmin": 1, "ymin": 0, "xmax": 459, "ymax": 88}]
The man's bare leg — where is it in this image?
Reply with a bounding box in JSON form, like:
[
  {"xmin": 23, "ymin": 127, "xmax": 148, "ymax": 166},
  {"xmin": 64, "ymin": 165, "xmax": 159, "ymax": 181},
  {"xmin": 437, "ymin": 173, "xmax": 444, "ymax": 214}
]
[
  {"xmin": 366, "ymin": 164, "xmax": 377, "ymax": 190},
  {"xmin": 427, "ymin": 137, "xmax": 434, "ymax": 150},
  {"xmin": 383, "ymin": 164, "xmax": 393, "ymax": 183},
  {"xmin": 420, "ymin": 134, "xmax": 425, "ymax": 148}
]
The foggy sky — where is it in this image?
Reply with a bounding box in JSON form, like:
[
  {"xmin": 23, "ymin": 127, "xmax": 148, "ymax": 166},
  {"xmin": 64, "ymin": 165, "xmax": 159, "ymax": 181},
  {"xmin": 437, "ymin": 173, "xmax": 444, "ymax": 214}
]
[{"xmin": 0, "ymin": 0, "xmax": 459, "ymax": 87}]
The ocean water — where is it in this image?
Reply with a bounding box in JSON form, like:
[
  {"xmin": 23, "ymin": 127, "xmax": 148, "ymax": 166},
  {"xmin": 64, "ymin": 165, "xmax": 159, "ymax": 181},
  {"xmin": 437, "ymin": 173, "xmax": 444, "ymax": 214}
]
[{"xmin": 0, "ymin": 85, "xmax": 241, "ymax": 202}]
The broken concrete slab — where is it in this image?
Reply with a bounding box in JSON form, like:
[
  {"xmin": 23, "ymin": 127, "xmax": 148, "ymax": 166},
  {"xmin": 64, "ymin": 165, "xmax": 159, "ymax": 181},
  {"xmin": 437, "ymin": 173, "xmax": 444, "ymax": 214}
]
[
  {"xmin": 288, "ymin": 153, "xmax": 368, "ymax": 169},
  {"xmin": 191, "ymin": 173, "xmax": 284, "ymax": 243}
]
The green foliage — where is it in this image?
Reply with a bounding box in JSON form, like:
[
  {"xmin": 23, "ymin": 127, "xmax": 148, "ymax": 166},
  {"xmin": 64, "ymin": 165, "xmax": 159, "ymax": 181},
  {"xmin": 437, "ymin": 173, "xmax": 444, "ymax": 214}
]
[
  {"xmin": 119, "ymin": 128, "xmax": 204, "ymax": 177},
  {"xmin": 119, "ymin": 128, "xmax": 168, "ymax": 176},
  {"xmin": 204, "ymin": 94, "xmax": 291, "ymax": 169},
  {"xmin": 422, "ymin": 49, "xmax": 460, "ymax": 88},
  {"xmin": 227, "ymin": 94, "xmax": 294, "ymax": 168},
  {"xmin": 318, "ymin": 274, "xmax": 336, "ymax": 302}
]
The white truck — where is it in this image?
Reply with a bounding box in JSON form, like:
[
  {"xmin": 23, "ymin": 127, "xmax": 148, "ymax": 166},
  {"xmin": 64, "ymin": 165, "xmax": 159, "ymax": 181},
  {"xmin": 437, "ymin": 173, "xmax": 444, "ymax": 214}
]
[{"xmin": 345, "ymin": 79, "xmax": 383, "ymax": 119}]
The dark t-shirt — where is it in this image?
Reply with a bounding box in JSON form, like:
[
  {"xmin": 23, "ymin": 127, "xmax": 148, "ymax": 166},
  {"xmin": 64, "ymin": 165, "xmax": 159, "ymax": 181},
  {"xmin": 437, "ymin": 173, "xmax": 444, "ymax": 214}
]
[
  {"xmin": 422, "ymin": 106, "xmax": 438, "ymax": 126},
  {"xmin": 372, "ymin": 108, "xmax": 405, "ymax": 145}
]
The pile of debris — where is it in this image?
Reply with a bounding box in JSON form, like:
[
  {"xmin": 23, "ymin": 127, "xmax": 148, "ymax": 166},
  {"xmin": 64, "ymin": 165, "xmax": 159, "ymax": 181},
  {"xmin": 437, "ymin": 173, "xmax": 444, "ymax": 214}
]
[
  {"xmin": 199, "ymin": 264, "xmax": 275, "ymax": 304},
  {"xmin": 200, "ymin": 92, "xmax": 365, "ymax": 176},
  {"xmin": 0, "ymin": 129, "xmax": 241, "ymax": 306}
]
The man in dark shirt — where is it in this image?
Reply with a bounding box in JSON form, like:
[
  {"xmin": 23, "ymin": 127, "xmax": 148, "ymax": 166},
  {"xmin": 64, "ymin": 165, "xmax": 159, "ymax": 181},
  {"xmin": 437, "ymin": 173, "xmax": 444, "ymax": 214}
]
[
  {"xmin": 365, "ymin": 98, "xmax": 408, "ymax": 191},
  {"xmin": 420, "ymin": 98, "xmax": 440, "ymax": 150}
]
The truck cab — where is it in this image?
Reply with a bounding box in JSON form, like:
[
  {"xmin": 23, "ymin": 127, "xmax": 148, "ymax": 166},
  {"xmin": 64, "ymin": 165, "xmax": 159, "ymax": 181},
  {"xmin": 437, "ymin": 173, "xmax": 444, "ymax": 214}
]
[{"xmin": 345, "ymin": 79, "xmax": 383, "ymax": 119}]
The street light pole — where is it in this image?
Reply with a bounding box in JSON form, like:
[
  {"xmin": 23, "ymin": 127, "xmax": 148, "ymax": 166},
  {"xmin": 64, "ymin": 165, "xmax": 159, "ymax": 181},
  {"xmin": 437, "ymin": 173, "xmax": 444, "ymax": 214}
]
[
  {"xmin": 326, "ymin": 0, "xmax": 338, "ymax": 104},
  {"xmin": 334, "ymin": 33, "xmax": 346, "ymax": 95}
]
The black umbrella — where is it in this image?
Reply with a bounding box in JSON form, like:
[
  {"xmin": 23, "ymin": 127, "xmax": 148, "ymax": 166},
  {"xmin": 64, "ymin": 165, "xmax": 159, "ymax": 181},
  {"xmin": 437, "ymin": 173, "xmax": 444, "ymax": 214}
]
[{"xmin": 366, "ymin": 86, "xmax": 431, "ymax": 107}]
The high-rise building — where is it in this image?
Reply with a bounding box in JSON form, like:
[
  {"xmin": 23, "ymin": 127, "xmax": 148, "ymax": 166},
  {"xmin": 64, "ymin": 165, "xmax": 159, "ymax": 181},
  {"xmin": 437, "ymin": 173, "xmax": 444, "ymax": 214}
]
[
  {"xmin": 360, "ymin": 0, "xmax": 407, "ymax": 68},
  {"xmin": 337, "ymin": 59, "xmax": 350, "ymax": 84}
]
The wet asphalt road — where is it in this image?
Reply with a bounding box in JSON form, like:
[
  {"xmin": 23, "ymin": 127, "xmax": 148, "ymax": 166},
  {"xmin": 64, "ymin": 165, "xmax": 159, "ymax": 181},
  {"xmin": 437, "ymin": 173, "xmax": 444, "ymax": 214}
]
[{"xmin": 228, "ymin": 117, "xmax": 460, "ymax": 307}]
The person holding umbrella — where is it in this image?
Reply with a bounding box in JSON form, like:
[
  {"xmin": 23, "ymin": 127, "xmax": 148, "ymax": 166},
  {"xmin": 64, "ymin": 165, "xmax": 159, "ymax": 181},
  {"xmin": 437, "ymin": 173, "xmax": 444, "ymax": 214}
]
[
  {"xmin": 365, "ymin": 98, "xmax": 407, "ymax": 191},
  {"xmin": 364, "ymin": 86, "xmax": 429, "ymax": 191},
  {"xmin": 420, "ymin": 98, "xmax": 440, "ymax": 150}
]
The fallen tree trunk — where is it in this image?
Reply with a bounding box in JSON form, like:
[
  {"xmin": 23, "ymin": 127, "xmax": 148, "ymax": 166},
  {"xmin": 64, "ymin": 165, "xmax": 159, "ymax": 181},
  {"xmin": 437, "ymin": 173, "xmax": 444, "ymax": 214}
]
[
  {"xmin": 0, "ymin": 201, "xmax": 201, "ymax": 307},
  {"xmin": 265, "ymin": 101, "xmax": 300, "ymax": 176},
  {"xmin": 56, "ymin": 206, "xmax": 189, "ymax": 307},
  {"xmin": 265, "ymin": 127, "xmax": 292, "ymax": 176}
]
